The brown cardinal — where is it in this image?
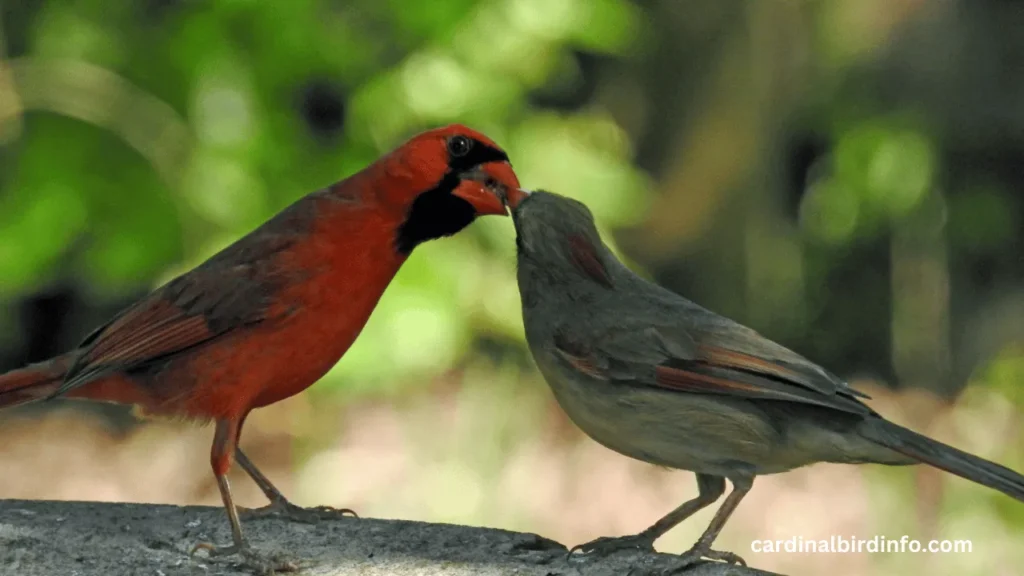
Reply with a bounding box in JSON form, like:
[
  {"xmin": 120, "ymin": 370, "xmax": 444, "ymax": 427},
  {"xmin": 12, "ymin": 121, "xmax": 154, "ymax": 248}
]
[
  {"xmin": 510, "ymin": 189, "xmax": 1023, "ymax": 569},
  {"xmin": 0, "ymin": 125, "xmax": 520, "ymax": 567}
]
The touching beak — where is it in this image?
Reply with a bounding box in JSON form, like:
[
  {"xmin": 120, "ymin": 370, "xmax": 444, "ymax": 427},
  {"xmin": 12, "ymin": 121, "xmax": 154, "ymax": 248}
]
[
  {"xmin": 505, "ymin": 188, "xmax": 531, "ymax": 210},
  {"xmin": 452, "ymin": 161, "xmax": 521, "ymax": 216}
]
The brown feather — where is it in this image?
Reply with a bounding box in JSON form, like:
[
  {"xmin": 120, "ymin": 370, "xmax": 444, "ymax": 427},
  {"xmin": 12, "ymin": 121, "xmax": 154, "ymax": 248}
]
[
  {"xmin": 696, "ymin": 344, "xmax": 802, "ymax": 383},
  {"xmin": 556, "ymin": 348, "xmax": 607, "ymax": 380},
  {"xmin": 655, "ymin": 365, "xmax": 765, "ymax": 394},
  {"xmin": 553, "ymin": 328, "xmax": 607, "ymax": 379},
  {"xmin": 83, "ymin": 302, "xmax": 211, "ymax": 364},
  {"xmin": 568, "ymin": 234, "xmax": 612, "ymax": 289}
]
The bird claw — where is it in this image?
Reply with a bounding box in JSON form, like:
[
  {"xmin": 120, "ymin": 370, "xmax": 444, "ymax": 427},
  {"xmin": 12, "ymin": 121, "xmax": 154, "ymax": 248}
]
[
  {"xmin": 242, "ymin": 498, "xmax": 357, "ymax": 524},
  {"xmin": 703, "ymin": 548, "xmax": 745, "ymax": 566},
  {"xmin": 190, "ymin": 540, "xmax": 298, "ymax": 575},
  {"xmin": 190, "ymin": 540, "xmax": 242, "ymax": 558},
  {"xmin": 661, "ymin": 545, "xmax": 746, "ymax": 574},
  {"xmin": 568, "ymin": 533, "xmax": 656, "ymax": 560}
]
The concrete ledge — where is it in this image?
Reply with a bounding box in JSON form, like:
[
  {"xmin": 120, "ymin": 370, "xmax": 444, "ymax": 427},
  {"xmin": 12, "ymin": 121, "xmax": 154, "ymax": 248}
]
[{"xmin": 0, "ymin": 499, "xmax": 784, "ymax": 575}]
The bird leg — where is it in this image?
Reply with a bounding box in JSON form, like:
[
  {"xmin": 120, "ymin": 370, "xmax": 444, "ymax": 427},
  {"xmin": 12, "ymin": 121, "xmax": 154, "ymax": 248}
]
[
  {"xmin": 191, "ymin": 419, "xmax": 297, "ymax": 574},
  {"xmin": 667, "ymin": 475, "xmax": 752, "ymax": 572},
  {"xmin": 235, "ymin": 447, "xmax": 357, "ymax": 523},
  {"xmin": 570, "ymin": 473, "xmax": 726, "ymax": 558}
]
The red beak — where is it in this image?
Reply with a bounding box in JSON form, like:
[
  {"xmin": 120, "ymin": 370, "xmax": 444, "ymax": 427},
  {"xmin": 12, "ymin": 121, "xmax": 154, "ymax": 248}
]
[
  {"xmin": 452, "ymin": 161, "xmax": 521, "ymax": 216},
  {"xmin": 505, "ymin": 188, "xmax": 531, "ymax": 209}
]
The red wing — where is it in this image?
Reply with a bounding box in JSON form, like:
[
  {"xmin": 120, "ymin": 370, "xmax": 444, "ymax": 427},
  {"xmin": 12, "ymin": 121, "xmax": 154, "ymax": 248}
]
[
  {"xmin": 50, "ymin": 202, "xmax": 309, "ymax": 401},
  {"xmin": 50, "ymin": 295, "xmax": 226, "ymax": 399},
  {"xmin": 53, "ymin": 265, "xmax": 279, "ymax": 399},
  {"xmin": 79, "ymin": 299, "xmax": 215, "ymax": 368}
]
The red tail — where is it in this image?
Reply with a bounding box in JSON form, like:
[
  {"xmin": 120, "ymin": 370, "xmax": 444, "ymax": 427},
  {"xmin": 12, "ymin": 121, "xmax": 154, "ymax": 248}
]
[{"xmin": 0, "ymin": 353, "xmax": 75, "ymax": 409}]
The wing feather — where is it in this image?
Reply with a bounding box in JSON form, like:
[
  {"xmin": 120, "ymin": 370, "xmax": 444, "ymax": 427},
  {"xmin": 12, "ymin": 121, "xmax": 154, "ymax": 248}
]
[{"xmin": 551, "ymin": 318, "xmax": 873, "ymax": 416}]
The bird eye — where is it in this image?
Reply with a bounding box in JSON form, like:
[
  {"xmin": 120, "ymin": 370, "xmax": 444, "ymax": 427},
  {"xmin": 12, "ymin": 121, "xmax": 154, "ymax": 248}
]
[{"xmin": 447, "ymin": 135, "xmax": 473, "ymax": 157}]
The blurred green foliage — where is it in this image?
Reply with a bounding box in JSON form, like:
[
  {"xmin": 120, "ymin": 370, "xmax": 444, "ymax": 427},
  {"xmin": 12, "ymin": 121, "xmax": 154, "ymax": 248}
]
[{"xmin": 801, "ymin": 117, "xmax": 937, "ymax": 245}]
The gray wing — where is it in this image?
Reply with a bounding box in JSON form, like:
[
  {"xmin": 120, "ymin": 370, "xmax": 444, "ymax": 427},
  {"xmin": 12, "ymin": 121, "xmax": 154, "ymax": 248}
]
[{"xmin": 550, "ymin": 298, "xmax": 875, "ymax": 416}]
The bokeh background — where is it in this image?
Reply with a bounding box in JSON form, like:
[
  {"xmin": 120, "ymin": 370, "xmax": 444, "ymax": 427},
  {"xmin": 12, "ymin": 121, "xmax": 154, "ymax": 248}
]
[{"xmin": 1, "ymin": 1, "xmax": 1022, "ymax": 574}]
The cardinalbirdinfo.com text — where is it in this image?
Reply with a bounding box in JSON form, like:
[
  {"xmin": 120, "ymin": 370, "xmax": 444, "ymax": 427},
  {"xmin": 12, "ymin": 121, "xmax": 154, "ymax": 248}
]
[{"xmin": 751, "ymin": 535, "xmax": 973, "ymax": 554}]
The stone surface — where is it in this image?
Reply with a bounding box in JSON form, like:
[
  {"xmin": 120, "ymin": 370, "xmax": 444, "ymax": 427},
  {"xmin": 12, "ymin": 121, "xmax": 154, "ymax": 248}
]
[{"xmin": 0, "ymin": 500, "xmax": 783, "ymax": 576}]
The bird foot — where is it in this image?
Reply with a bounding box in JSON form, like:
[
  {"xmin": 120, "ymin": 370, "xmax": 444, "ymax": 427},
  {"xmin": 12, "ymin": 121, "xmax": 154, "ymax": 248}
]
[
  {"xmin": 242, "ymin": 497, "xmax": 357, "ymax": 525},
  {"xmin": 662, "ymin": 545, "xmax": 746, "ymax": 574},
  {"xmin": 190, "ymin": 540, "xmax": 298, "ymax": 575},
  {"xmin": 190, "ymin": 539, "xmax": 243, "ymax": 559},
  {"xmin": 568, "ymin": 533, "xmax": 657, "ymax": 559}
]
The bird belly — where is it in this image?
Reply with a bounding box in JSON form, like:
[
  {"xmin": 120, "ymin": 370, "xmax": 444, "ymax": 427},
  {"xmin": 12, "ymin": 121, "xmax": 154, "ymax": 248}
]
[
  {"xmin": 537, "ymin": 358, "xmax": 790, "ymax": 477},
  {"xmin": 166, "ymin": 250, "xmax": 400, "ymax": 417}
]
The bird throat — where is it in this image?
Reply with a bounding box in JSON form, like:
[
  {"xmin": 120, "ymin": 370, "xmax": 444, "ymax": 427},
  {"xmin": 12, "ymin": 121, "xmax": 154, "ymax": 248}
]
[{"xmin": 394, "ymin": 174, "xmax": 476, "ymax": 254}]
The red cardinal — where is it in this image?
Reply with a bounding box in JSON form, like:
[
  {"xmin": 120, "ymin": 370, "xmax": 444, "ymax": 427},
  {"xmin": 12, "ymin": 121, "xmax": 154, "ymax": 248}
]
[{"xmin": 0, "ymin": 125, "xmax": 520, "ymax": 564}]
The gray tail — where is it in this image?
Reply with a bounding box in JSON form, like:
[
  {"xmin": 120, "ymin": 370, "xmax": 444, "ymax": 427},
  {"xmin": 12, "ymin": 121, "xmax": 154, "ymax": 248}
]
[{"xmin": 860, "ymin": 418, "xmax": 1024, "ymax": 502}]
